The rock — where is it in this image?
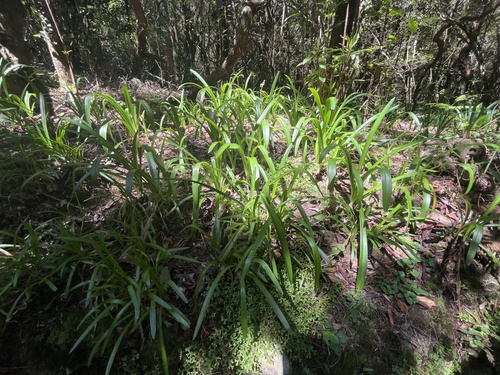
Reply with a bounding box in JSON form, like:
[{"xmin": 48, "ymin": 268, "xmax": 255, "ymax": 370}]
[
  {"xmin": 258, "ymin": 346, "xmax": 292, "ymax": 375},
  {"xmin": 452, "ymin": 138, "xmax": 486, "ymax": 163}
]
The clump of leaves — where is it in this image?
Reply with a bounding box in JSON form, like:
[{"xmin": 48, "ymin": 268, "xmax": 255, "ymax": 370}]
[
  {"xmin": 322, "ymin": 324, "xmax": 348, "ymax": 357},
  {"xmin": 459, "ymin": 306, "xmax": 500, "ymax": 364},
  {"xmin": 378, "ymin": 257, "xmax": 428, "ymax": 305}
]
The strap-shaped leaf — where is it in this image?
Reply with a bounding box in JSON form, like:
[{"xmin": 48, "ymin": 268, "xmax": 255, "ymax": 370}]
[
  {"xmin": 149, "ymin": 298, "xmax": 157, "ymax": 339},
  {"xmin": 379, "ymin": 167, "xmax": 392, "ymax": 211},
  {"xmin": 147, "ymin": 292, "xmax": 190, "ymax": 328},
  {"xmin": 125, "ymin": 169, "xmax": 135, "ymax": 196},
  {"xmin": 466, "ymin": 225, "xmax": 483, "ymax": 266},
  {"xmin": 419, "ymin": 178, "xmax": 433, "ymax": 220},
  {"xmin": 253, "ymin": 258, "xmax": 283, "ymax": 294},
  {"xmin": 326, "ymin": 159, "xmax": 337, "ymax": 193},
  {"xmin": 459, "ymin": 163, "xmax": 475, "ymax": 195},
  {"xmin": 483, "ymin": 191, "xmax": 500, "ymax": 217},
  {"xmin": 342, "ymin": 147, "xmax": 364, "ymax": 206},
  {"xmin": 127, "ymin": 282, "xmax": 141, "ymax": 322},
  {"xmin": 293, "ymin": 200, "xmax": 326, "ymax": 290},
  {"xmin": 191, "ymin": 163, "xmax": 201, "ymax": 240},
  {"xmin": 158, "ymin": 312, "xmax": 169, "ymax": 375},
  {"xmin": 193, "ymin": 266, "xmax": 231, "ymax": 339},
  {"xmin": 145, "ymin": 151, "xmax": 159, "ymax": 189},
  {"xmin": 248, "ymin": 273, "xmax": 290, "ymax": 331},
  {"xmin": 356, "ymin": 208, "xmax": 368, "ymax": 292},
  {"xmin": 262, "ymin": 196, "xmax": 293, "ymax": 282},
  {"xmin": 359, "ymin": 99, "xmax": 396, "ymax": 168}
]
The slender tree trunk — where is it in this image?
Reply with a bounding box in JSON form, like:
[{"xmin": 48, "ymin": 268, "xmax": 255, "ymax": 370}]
[
  {"xmin": 39, "ymin": 0, "xmax": 75, "ymax": 88},
  {"xmin": 160, "ymin": 44, "xmax": 177, "ymax": 81},
  {"xmin": 0, "ymin": 0, "xmax": 32, "ymax": 96},
  {"xmin": 329, "ymin": 0, "xmax": 361, "ymax": 49},
  {"xmin": 130, "ymin": 0, "xmax": 148, "ymax": 76}
]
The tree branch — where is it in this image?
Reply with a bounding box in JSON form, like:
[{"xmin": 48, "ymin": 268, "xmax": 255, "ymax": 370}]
[{"xmin": 412, "ymin": 1, "xmax": 500, "ymax": 108}]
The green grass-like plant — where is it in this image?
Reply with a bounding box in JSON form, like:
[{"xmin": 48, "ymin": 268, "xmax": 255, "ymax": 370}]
[{"xmin": 3, "ymin": 64, "xmax": 499, "ymax": 374}]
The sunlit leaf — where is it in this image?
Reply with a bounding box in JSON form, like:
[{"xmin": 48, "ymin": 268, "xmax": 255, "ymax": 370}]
[
  {"xmin": 248, "ymin": 274, "xmax": 290, "ymax": 331},
  {"xmin": 327, "ymin": 158, "xmax": 337, "ymax": 192},
  {"xmin": 407, "ymin": 19, "xmax": 418, "ymax": 33},
  {"xmin": 389, "ymin": 8, "xmax": 403, "ymax": 17},
  {"xmin": 193, "ymin": 266, "xmax": 230, "ymax": 339}
]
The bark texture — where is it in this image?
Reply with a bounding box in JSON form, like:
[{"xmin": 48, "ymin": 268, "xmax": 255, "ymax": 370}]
[
  {"xmin": 40, "ymin": 0, "xmax": 75, "ymax": 88},
  {"xmin": 130, "ymin": 0, "xmax": 148, "ymax": 76},
  {"xmin": 0, "ymin": 0, "xmax": 31, "ymax": 64},
  {"xmin": 329, "ymin": 0, "xmax": 361, "ymax": 49},
  {"xmin": 0, "ymin": 0, "xmax": 53, "ymax": 114}
]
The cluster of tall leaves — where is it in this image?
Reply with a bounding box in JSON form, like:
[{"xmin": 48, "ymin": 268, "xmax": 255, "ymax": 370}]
[{"xmin": 2, "ymin": 62, "xmax": 498, "ymax": 373}]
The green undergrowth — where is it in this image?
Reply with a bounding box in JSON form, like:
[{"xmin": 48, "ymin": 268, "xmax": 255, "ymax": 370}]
[
  {"xmin": 179, "ymin": 267, "xmax": 336, "ymax": 374},
  {"xmin": 1, "ymin": 61, "xmax": 500, "ymax": 374}
]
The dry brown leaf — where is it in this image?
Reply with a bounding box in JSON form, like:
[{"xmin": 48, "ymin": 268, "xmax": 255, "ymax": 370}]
[
  {"xmin": 395, "ymin": 297, "xmax": 409, "ymax": 313},
  {"xmin": 388, "ymin": 306, "xmax": 394, "ymax": 326},
  {"xmin": 416, "ymin": 296, "xmax": 436, "ymax": 309}
]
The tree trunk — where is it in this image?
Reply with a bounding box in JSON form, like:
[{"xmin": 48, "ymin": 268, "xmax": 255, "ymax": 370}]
[
  {"xmin": 188, "ymin": 0, "xmax": 267, "ymax": 100},
  {"xmin": 0, "ymin": 0, "xmax": 32, "ymax": 97},
  {"xmin": 160, "ymin": 43, "xmax": 177, "ymax": 81},
  {"xmin": 39, "ymin": 0, "xmax": 75, "ymax": 89},
  {"xmin": 329, "ymin": 0, "xmax": 361, "ymax": 49},
  {"xmin": 0, "ymin": 0, "xmax": 53, "ymax": 114},
  {"xmin": 0, "ymin": 0, "xmax": 31, "ymax": 64},
  {"xmin": 130, "ymin": 0, "xmax": 148, "ymax": 76},
  {"xmin": 182, "ymin": 3, "xmax": 198, "ymax": 82}
]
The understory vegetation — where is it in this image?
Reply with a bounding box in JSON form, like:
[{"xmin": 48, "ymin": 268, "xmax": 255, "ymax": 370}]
[{"xmin": 1, "ymin": 60, "xmax": 500, "ymax": 374}]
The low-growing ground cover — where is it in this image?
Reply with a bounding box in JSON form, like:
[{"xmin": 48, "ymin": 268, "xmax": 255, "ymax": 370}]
[{"xmin": 1, "ymin": 65, "xmax": 499, "ymax": 374}]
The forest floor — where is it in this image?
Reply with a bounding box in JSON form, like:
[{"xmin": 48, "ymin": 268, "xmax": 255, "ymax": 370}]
[{"xmin": 1, "ymin": 81, "xmax": 500, "ymax": 374}]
